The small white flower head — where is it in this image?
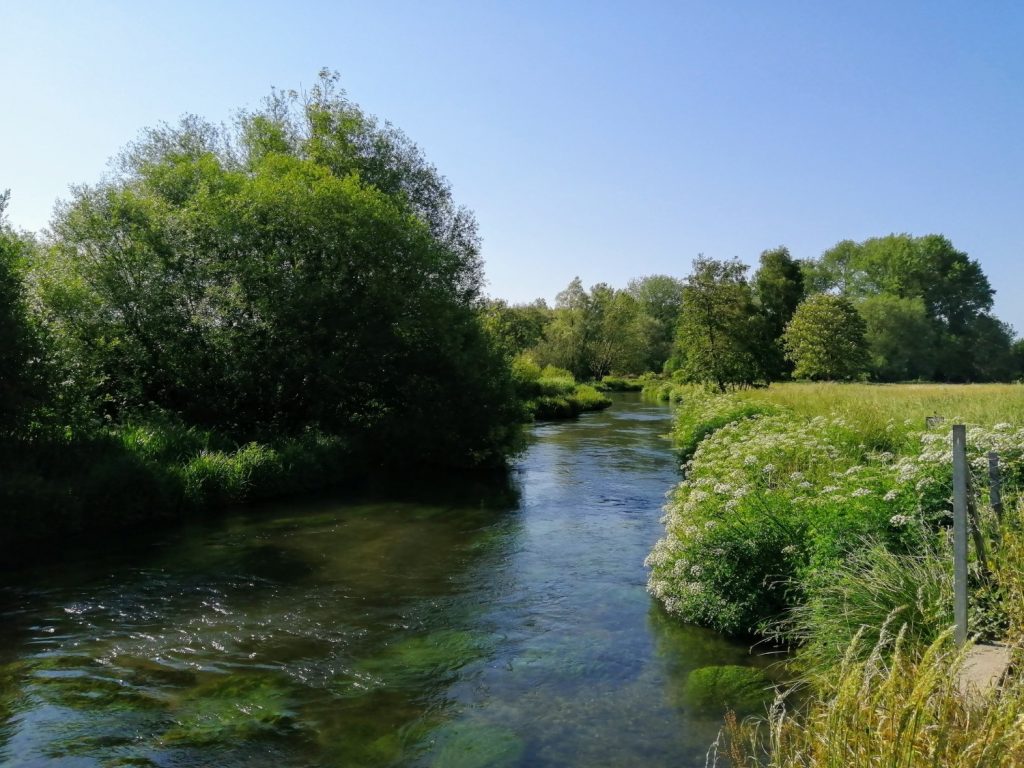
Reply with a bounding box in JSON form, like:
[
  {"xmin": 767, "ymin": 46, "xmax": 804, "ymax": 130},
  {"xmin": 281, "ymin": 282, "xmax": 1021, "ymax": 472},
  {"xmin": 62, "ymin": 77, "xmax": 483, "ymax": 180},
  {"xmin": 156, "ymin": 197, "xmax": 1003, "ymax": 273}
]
[
  {"xmin": 789, "ymin": 471, "xmax": 804, "ymax": 481},
  {"xmin": 744, "ymin": 455, "xmax": 758, "ymax": 467},
  {"xmin": 889, "ymin": 514, "xmax": 913, "ymax": 528},
  {"xmin": 762, "ymin": 463, "xmax": 776, "ymax": 474},
  {"xmin": 690, "ymin": 564, "xmax": 704, "ymax": 577},
  {"xmin": 822, "ymin": 485, "xmax": 840, "ymax": 494},
  {"xmin": 883, "ymin": 489, "xmax": 899, "ymax": 502},
  {"xmin": 851, "ymin": 487, "xmax": 872, "ymax": 498}
]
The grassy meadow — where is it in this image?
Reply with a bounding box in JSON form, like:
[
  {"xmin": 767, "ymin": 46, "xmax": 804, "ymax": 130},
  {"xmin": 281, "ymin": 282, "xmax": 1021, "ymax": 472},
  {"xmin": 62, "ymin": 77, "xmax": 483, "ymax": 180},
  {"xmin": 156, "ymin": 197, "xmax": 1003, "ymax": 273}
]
[{"xmin": 737, "ymin": 381, "xmax": 1024, "ymax": 428}]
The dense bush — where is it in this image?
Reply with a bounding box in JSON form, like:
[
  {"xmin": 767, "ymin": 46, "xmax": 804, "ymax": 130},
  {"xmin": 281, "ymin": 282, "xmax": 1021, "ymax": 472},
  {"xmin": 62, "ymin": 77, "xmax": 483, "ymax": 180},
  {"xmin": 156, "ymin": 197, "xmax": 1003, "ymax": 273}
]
[
  {"xmin": 0, "ymin": 194, "xmax": 47, "ymax": 440},
  {"xmin": 31, "ymin": 72, "xmax": 521, "ymax": 468},
  {"xmin": 648, "ymin": 407, "xmax": 924, "ymax": 634},
  {"xmin": 649, "ymin": 386, "xmax": 1024, "ymax": 638},
  {"xmin": 509, "ymin": 357, "xmax": 612, "ymax": 420}
]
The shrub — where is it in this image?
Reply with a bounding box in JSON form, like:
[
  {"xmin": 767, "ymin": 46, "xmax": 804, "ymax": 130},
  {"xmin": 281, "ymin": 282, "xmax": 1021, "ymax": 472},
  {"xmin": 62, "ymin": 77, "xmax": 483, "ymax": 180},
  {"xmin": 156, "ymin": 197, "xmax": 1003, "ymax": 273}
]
[
  {"xmin": 780, "ymin": 540, "xmax": 953, "ymax": 678},
  {"xmin": 571, "ymin": 384, "xmax": 612, "ymax": 411},
  {"xmin": 597, "ymin": 376, "xmax": 644, "ymax": 392},
  {"xmin": 648, "ymin": 410, "xmax": 927, "ymax": 635},
  {"xmin": 672, "ymin": 390, "xmax": 778, "ymax": 457}
]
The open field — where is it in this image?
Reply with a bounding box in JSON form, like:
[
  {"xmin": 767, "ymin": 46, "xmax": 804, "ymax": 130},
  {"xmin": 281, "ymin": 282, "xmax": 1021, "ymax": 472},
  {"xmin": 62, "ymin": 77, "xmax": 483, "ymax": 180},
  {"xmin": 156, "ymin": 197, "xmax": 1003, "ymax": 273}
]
[{"xmin": 737, "ymin": 382, "xmax": 1024, "ymax": 428}]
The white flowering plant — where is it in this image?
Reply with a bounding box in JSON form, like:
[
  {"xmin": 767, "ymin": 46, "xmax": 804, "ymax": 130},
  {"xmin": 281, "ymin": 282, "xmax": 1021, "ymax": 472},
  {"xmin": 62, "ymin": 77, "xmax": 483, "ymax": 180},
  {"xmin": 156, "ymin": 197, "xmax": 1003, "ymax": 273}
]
[{"xmin": 647, "ymin": 393, "xmax": 1024, "ymax": 637}]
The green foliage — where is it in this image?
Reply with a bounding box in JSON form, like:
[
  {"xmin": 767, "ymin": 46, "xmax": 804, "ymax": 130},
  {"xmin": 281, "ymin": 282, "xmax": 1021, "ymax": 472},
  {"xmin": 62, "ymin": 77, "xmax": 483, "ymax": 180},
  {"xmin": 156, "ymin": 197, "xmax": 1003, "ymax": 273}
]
[
  {"xmin": 859, "ymin": 294, "xmax": 936, "ymax": 381},
  {"xmin": 647, "ymin": 391, "xmax": 962, "ymax": 635},
  {"xmin": 533, "ymin": 277, "xmax": 659, "ymax": 380},
  {"xmin": 33, "ymin": 71, "xmax": 521, "ymax": 467},
  {"xmin": 596, "ymin": 375, "xmax": 644, "ymax": 392},
  {"xmin": 752, "ymin": 246, "xmax": 805, "ymax": 380},
  {"xmin": 805, "ymin": 234, "xmax": 1013, "ymax": 382},
  {"xmin": 0, "ymin": 192, "xmax": 47, "ymax": 439},
  {"xmin": 0, "ymin": 421, "xmax": 355, "ymax": 555},
  {"xmin": 480, "ymin": 298, "xmax": 551, "ymax": 359},
  {"xmin": 626, "ymin": 274, "xmax": 685, "ymax": 372},
  {"xmin": 671, "ymin": 389, "xmax": 778, "ymax": 457},
  {"xmin": 673, "ymin": 257, "xmax": 768, "ymax": 391},
  {"xmin": 782, "ymin": 541, "xmax": 953, "ymax": 678},
  {"xmin": 719, "ymin": 631, "xmax": 1024, "ymax": 768},
  {"xmin": 783, "ymin": 293, "xmax": 869, "ymax": 381},
  {"xmin": 507, "ymin": 356, "xmax": 612, "ymax": 419},
  {"xmin": 650, "ymin": 383, "xmax": 1024, "ymax": 645}
]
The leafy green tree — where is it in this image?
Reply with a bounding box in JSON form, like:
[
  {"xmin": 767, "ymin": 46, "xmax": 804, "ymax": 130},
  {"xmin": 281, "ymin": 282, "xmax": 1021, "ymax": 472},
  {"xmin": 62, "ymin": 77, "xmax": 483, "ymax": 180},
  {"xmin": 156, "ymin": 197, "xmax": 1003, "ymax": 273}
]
[
  {"xmin": 673, "ymin": 257, "xmax": 766, "ymax": 391},
  {"xmin": 808, "ymin": 234, "xmax": 1008, "ymax": 380},
  {"xmin": 752, "ymin": 246, "xmax": 805, "ymax": 379},
  {"xmin": 533, "ymin": 277, "xmax": 590, "ymax": 379},
  {"xmin": 858, "ymin": 295, "xmax": 936, "ymax": 381},
  {"xmin": 947, "ymin": 314, "xmax": 1017, "ymax": 383},
  {"xmin": 533, "ymin": 278, "xmax": 656, "ymax": 379},
  {"xmin": 783, "ymin": 294, "xmax": 869, "ymax": 381},
  {"xmin": 480, "ymin": 298, "xmax": 551, "ymax": 359},
  {"xmin": 586, "ymin": 283, "xmax": 655, "ymax": 378},
  {"xmin": 626, "ymin": 274, "xmax": 685, "ymax": 372},
  {"xmin": 34, "ymin": 72, "xmax": 522, "ymax": 466},
  {"xmin": 0, "ymin": 191, "xmax": 47, "ymax": 439},
  {"xmin": 1012, "ymin": 338, "xmax": 1024, "ymax": 381}
]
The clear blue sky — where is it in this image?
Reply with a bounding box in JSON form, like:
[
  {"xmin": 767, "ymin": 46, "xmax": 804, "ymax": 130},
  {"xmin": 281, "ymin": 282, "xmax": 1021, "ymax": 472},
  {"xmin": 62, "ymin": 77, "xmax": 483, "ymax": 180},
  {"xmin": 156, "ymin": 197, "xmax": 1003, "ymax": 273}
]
[{"xmin": 3, "ymin": 2, "xmax": 1022, "ymax": 330}]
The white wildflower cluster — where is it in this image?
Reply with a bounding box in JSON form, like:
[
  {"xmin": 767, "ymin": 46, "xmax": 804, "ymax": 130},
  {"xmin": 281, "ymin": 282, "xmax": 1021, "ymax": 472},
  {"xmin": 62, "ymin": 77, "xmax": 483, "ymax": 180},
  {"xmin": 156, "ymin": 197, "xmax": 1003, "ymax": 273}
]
[{"xmin": 648, "ymin": 391, "xmax": 1024, "ymax": 634}]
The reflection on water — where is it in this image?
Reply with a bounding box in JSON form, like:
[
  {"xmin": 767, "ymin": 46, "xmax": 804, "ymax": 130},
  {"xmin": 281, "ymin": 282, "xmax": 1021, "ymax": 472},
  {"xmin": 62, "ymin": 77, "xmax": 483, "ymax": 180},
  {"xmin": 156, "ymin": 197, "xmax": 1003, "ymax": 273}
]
[{"xmin": 0, "ymin": 394, "xmax": 774, "ymax": 767}]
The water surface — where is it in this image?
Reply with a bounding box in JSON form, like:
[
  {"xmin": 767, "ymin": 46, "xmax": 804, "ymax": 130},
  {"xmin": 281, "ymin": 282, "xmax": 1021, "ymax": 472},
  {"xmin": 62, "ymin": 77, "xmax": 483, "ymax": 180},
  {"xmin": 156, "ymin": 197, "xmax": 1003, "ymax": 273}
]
[{"xmin": 0, "ymin": 394, "xmax": 772, "ymax": 767}]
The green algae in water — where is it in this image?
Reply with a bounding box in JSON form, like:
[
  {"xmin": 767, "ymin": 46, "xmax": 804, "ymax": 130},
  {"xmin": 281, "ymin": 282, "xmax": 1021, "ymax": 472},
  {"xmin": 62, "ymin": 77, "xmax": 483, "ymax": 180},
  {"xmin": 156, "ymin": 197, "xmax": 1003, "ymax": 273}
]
[
  {"xmin": 683, "ymin": 665, "xmax": 773, "ymax": 715},
  {"xmin": 162, "ymin": 673, "xmax": 303, "ymax": 745},
  {"xmin": 430, "ymin": 723, "xmax": 525, "ymax": 768},
  {"xmin": 350, "ymin": 629, "xmax": 490, "ymax": 690}
]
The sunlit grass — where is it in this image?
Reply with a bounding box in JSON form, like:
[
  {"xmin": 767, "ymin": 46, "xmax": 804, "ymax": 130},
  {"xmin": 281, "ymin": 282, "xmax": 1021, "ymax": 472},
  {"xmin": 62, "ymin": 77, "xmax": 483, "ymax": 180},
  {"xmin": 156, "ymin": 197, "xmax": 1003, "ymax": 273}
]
[
  {"xmin": 715, "ymin": 628, "xmax": 1024, "ymax": 768},
  {"xmin": 738, "ymin": 382, "xmax": 1024, "ymax": 429}
]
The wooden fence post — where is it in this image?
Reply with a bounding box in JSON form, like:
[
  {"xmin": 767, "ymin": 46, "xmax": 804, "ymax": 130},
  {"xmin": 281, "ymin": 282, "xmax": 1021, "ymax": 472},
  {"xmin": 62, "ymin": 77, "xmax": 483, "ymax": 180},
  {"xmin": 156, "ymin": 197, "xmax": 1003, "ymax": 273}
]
[
  {"xmin": 988, "ymin": 451, "xmax": 1004, "ymax": 523},
  {"xmin": 952, "ymin": 425, "xmax": 969, "ymax": 647}
]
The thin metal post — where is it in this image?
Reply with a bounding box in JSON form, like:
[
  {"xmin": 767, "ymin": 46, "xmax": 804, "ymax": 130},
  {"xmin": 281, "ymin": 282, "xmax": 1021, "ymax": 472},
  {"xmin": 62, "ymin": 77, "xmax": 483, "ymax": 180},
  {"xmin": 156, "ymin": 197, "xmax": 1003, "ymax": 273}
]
[
  {"xmin": 988, "ymin": 451, "xmax": 1004, "ymax": 523},
  {"xmin": 952, "ymin": 425, "xmax": 969, "ymax": 647}
]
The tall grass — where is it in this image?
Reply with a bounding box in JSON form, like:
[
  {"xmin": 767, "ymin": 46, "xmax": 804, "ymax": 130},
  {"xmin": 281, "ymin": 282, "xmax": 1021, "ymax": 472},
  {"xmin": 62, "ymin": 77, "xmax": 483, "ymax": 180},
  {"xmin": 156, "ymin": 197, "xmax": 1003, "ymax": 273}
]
[
  {"xmin": 716, "ymin": 629, "xmax": 1024, "ymax": 768},
  {"xmin": 738, "ymin": 382, "xmax": 1024, "ymax": 430},
  {"xmin": 777, "ymin": 539, "xmax": 954, "ymax": 679}
]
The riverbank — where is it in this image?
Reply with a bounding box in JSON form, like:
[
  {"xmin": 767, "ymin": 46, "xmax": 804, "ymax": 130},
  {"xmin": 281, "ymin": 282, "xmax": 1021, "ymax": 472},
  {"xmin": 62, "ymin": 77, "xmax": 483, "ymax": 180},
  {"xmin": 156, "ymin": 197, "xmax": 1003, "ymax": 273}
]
[
  {"xmin": 0, "ymin": 423, "xmax": 362, "ymax": 560},
  {"xmin": 0, "ymin": 367, "xmax": 625, "ymax": 559},
  {"xmin": 645, "ymin": 383, "xmax": 1024, "ymax": 765}
]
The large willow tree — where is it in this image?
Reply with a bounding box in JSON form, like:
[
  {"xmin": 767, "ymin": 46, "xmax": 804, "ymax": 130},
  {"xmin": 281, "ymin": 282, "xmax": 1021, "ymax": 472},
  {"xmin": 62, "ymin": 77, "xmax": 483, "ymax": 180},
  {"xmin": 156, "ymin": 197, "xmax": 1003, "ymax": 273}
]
[{"xmin": 34, "ymin": 71, "xmax": 521, "ymax": 466}]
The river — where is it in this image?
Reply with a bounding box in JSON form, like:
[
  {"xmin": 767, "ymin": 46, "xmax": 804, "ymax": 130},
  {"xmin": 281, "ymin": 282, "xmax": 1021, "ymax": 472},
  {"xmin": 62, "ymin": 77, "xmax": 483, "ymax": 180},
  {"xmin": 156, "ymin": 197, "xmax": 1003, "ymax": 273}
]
[{"xmin": 0, "ymin": 394, "xmax": 771, "ymax": 767}]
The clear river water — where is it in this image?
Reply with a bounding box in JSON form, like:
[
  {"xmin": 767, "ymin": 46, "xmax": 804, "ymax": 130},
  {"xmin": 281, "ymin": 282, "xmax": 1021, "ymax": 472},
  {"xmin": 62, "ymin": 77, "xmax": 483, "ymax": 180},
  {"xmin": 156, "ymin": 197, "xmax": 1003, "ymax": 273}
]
[{"xmin": 0, "ymin": 394, "xmax": 772, "ymax": 767}]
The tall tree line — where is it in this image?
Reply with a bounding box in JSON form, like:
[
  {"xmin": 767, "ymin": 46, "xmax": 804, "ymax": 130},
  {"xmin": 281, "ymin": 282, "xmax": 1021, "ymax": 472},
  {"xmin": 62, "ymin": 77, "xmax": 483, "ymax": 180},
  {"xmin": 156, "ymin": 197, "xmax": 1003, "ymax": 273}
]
[{"xmin": 493, "ymin": 235, "xmax": 1019, "ymax": 388}]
